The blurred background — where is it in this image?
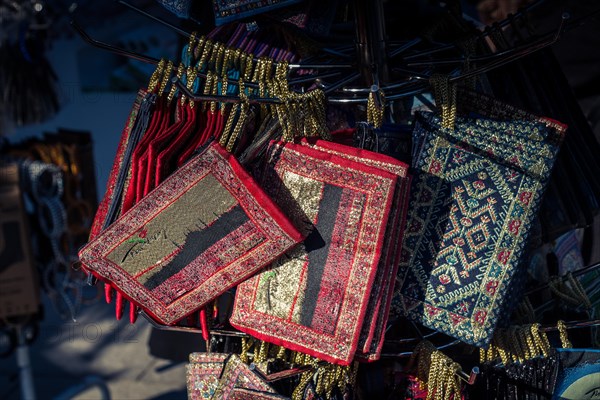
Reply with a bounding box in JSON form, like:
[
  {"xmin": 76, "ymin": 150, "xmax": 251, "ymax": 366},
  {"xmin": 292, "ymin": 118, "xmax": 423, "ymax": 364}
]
[{"xmin": 1, "ymin": 2, "xmax": 193, "ymax": 398}]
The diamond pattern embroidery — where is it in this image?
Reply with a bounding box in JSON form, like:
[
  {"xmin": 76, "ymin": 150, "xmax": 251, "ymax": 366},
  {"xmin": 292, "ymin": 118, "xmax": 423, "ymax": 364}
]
[{"xmin": 392, "ymin": 111, "xmax": 565, "ymax": 346}]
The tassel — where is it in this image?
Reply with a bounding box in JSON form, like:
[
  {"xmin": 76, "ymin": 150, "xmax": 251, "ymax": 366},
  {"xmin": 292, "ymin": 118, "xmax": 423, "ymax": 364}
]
[
  {"xmin": 315, "ymin": 366, "xmax": 327, "ymax": 395},
  {"xmin": 212, "ymin": 301, "xmax": 218, "ymax": 319},
  {"xmin": 557, "ymin": 320, "xmax": 573, "ymax": 348},
  {"xmin": 413, "ymin": 341, "xmax": 462, "ymax": 400},
  {"xmin": 255, "ymin": 341, "xmax": 269, "ymax": 363},
  {"xmin": 200, "ymin": 308, "xmax": 209, "ymax": 342},
  {"xmin": 276, "ymin": 345, "xmax": 286, "ymax": 360},
  {"xmin": 105, "ymin": 283, "xmax": 113, "ymax": 303},
  {"xmin": 240, "ymin": 337, "xmax": 253, "ymax": 364},
  {"xmin": 129, "ymin": 302, "xmax": 137, "ymax": 323},
  {"xmin": 291, "ymin": 370, "xmax": 314, "ymax": 400},
  {"xmin": 115, "ymin": 292, "xmax": 124, "ymax": 320}
]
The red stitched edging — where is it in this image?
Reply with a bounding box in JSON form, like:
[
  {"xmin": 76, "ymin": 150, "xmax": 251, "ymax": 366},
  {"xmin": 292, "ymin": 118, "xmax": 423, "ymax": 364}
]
[
  {"xmin": 80, "ymin": 142, "xmax": 303, "ymax": 325},
  {"xmin": 230, "ymin": 141, "xmax": 397, "ymax": 364}
]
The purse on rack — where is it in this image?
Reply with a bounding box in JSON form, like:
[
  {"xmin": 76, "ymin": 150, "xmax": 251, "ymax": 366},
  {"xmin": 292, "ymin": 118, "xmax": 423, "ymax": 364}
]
[
  {"xmin": 392, "ymin": 101, "xmax": 566, "ymax": 346},
  {"xmin": 187, "ymin": 353, "xmax": 231, "ymax": 400},
  {"xmin": 486, "ymin": 48, "xmax": 600, "ymax": 241},
  {"xmin": 187, "ymin": 353, "xmax": 285, "ymax": 400},
  {"xmin": 211, "ymin": 0, "xmax": 302, "ymax": 26},
  {"xmin": 212, "ymin": 354, "xmax": 279, "ymax": 399},
  {"xmin": 79, "ymin": 141, "xmax": 303, "ymax": 325},
  {"xmin": 230, "ymin": 140, "xmax": 398, "ymax": 365},
  {"xmin": 298, "ymin": 137, "xmax": 412, "ymax": 361}
]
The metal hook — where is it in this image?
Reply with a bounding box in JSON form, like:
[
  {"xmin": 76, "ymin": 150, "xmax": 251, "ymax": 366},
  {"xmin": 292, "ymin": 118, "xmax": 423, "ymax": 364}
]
[
  {"xmin": 173, "ymin": 76, "xmax": 284, "ymax": 104},
  {"xmin": 70, "ymin": 19, "xmax": 161, "ymax": 64}
]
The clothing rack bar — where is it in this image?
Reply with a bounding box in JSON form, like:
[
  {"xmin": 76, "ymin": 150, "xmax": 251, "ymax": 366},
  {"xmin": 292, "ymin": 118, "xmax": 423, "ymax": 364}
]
[
  {"xmin": 401, "ymin": 0, "xmax": 548, "ymax": 61},
  {"xmin": 541, "ymin": 318, "xmax": 600, "ymax": 333},
  {"xmin": 70, "ymin": 20, "xmax": 161, "ymax": 64},
  {"xmin": 523, "ymin": 261, "xmax": 600, "ymax": 297},
  {"xmin": 250, "ymin": 364, "xmax": 320, "ymax": 382},
  {"xmin": 117, "ymin": 0, "xmax": 354, "ymax": 71},
  {"xmin": 117, "ymin": 0, "xmax": 193, "ymax": 38},
  {"xmin": 380, "ymin": 339, "xmax": 464, "ymax": 358},
  {"xmin": 172, "ymin": 77, "xmax": 284, "ymax": 104},
  {"xmin": 140, "ymin": 310, "xmax": 249, "ymax": 337}
]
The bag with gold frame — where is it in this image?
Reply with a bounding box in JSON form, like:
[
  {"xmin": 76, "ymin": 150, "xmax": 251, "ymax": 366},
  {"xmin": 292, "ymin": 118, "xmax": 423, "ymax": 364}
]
[
  {"xmin": 79, "ymin": 141, "xmax": 303, "ymax": 325},
  {"xmin": 230, "ymin": 140, "xmax": 399, "ymax": 365}
]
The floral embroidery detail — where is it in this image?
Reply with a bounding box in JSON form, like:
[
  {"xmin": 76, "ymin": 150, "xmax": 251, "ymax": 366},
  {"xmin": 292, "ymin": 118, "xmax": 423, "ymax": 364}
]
[
  {"xmin": 485, "ymin": 280, "xmax": 499, "ymax": 295},
  {"xmin": 429, "ymin": 160, "xmax": 442, "ymax": 174},
  {"xmin": 508, "ymin": 219, "xmax": 521, "ymax": 235},
  {"xmin": 453, "ymin": 237, "xmax": 465, "ymax": 246},
  {"xmin": 426, "ymin": 305, "xmax": 441, "ymax": 317},
  {"xmin": 473, "ymin": 180, "xmax": 486, "ymax": 190},
  {"xmin": 392, "ymin": 108, "xmax": 564, "ymax": 347},
  {"xmin": 409, "ymin": 221, "xmax": 422, "ymax": 233},
  {"xmin": 419, "ymin": 189, "xmax": 432, "ymax": 203},
  {"xmin": 474, "ymin": 310, "xmax": 488, "ymax": 326},
  {"xmin": 497, "ymin": 250, "xmax": 511, "ymax": 264},
  {"xmin": 519, "ymin": 191, "xmax": 532, "ymax": 205},
  {"xmin": 450, "ymin": 313, "xmax": 466, "ymax": 325}
]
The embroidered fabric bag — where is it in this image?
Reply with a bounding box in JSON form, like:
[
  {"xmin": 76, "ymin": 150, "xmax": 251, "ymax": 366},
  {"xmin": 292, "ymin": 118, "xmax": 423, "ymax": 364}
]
[
  {"xmin": 79, "ymin": 141, "xmax": 303, "ymax": 325},
  {"xmin": 187, "ymin": 353, "xmax": 230, "ymax": 400},
  {"xmin": 212, "ymin": 0, "xmax": 302, "ymax": 26},
  {"xmin": 392, "ymin": 110, "xmax": 565, "ymax": 347},
  {"xmin": 299, "ymin": 138, "xmax": 412, "ymax": 361},
  {"xmin": 212, "ymin": 354, "xmax": 278, "ymax": 399},
  {"xmin": 187, "ymin": 353, "xmax": 282, "ymax": 400},
  {"xmin": 454, "ymin": 88, "xmax": 573, "ymax": 242},
  {"xmin": 230, "ymin": 140, "xmax": 397, "ymax": 365}
]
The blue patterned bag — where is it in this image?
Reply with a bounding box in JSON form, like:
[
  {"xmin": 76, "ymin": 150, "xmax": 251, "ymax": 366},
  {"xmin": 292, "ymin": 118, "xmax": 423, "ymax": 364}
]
[
  {"xmin": 212, "ymin": 0, "xmax": 302, "ymax": 26},
  {"xmin": 391, "ymin": 110, "xmax": 566, "ymax": 347}
]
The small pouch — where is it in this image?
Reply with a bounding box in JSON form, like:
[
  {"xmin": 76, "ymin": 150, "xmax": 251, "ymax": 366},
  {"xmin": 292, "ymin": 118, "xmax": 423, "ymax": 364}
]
[
  {"xmin": 187, "ymin": 353, "xmax": 230, "ymax": 400},
  {"xmin": 230, "ymin": 140, "xmax": 397, "ymax": 365},
  {"xmin": 213, "ymin": 354, "xmax": 278, "ymax": 399},
  {"xmin": 79, "ymin": 141, "xmax": 303, "ymax": 325},
  {"xmin": 392, "ymin": 109, "xmax": 565, "ymax": 347},
  {"xmin": 298, "ymin": 138, "xmax": 412, "ymax": 361}
]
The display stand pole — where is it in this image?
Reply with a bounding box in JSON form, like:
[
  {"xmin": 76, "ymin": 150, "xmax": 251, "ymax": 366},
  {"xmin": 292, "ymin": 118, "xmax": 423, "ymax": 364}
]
[{"xmin": 16, "ymin": 326, "xmax": 36, "ymax": 400}]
